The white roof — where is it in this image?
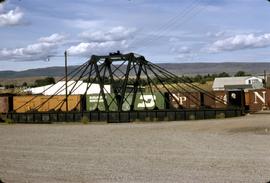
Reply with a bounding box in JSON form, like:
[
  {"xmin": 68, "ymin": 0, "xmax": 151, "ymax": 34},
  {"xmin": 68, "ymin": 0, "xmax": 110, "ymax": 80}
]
[
  {"xmin": 212, "ymin": 76, "xmax": 263, "ymax": 90},
  {"xmin": 24, "ymin": 81, "xmax": 111, "ymax": 95}
]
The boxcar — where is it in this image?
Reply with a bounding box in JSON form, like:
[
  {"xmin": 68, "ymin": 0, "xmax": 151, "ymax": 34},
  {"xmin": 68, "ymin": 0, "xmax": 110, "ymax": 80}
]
[
  {"xmin": 168, "ymin": 92, "xmax": 201, "ymax": 109},
  {"xmin": 213, "ymin": 91, "xmax": 228, "ymax": 108},
  {"xmin": 201, "ymin": 92, "xmax": 216, "ymax": 108},
  {"xmin": 0, "ymin": 95, "xmax": 13, "ymax": 113},
  {"xmin": 13, "ymin": 95, "xmax": 82, "ymax": 113},
  {"xmin": 86, "ymin": 94, "xmax": 117, "ymax": 111},
  {"xmin": 86, "ymin": 92, "xmax": 165, "ymax": 111},
  {"xmin": 247, "ymin": 89, "xmax": 270, "ymax": 112},
  {"xmin": 0, "ymin": 97, "xmax": 9, "ymax": 113},
  {"xmin": 134, "ymin": 93, "xmax": 164, "ymax": 110}
]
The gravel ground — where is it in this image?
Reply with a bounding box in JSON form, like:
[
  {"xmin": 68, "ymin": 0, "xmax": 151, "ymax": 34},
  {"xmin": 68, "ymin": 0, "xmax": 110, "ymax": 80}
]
[{"xmin": 0, "ymin": 114, "xmax": 270, "ymax": 183}]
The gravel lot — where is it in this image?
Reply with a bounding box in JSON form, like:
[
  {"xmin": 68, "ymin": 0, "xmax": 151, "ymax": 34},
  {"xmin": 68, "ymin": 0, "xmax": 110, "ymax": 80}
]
[{"xmin": 1, "ymin": 114, "xmax": 270, "ymax": 183}]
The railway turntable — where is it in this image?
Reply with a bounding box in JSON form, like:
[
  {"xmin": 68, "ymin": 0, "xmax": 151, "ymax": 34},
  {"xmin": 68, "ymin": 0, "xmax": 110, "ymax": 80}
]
[{"xmin": 6, "ymin": 52, "xmax": 245, "ymax": 123}]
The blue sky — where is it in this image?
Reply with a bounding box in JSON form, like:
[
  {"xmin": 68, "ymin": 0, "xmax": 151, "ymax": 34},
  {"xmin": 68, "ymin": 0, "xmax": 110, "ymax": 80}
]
[{"xmin": 1, "ymin": 0, "xmax": 270, "ymax": 71}]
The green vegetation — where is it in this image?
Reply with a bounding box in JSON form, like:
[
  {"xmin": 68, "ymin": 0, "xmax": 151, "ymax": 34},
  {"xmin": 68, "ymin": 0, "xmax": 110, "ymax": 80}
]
[
  {"xmin": 4, "ymin": 118, "xmax": 14, "ymax": 124},
  {"xmin": 4, "ymin": 84, "xmax": 15, "ymax": 89},
  {"xmin": 234, "ymin": 71, "xmax": 251, "ymax": 77},
  {"xmin": 34, "ymin": 77, "xmax": 55, "ymax": 87},
  {"xmin": 80, "ymin": 116, "xmax": 89, "ymax": 124},
  {"xmin": 22, "ymin": 82, "xmax": 28, "ymax": 87},
  {"xmin": 0, "ymin": 70, "xmax": 253, "ymax": 92}
]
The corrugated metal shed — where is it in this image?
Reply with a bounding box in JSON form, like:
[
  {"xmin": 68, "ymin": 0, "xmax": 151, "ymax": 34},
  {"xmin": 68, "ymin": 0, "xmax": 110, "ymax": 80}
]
[
  {"xmin": 213, "ymin": 76, "xmax": 264, "ymax": 91},
  {"xmin": 24, "ymin": 81, "xmax": 111, "ymax": 95}
]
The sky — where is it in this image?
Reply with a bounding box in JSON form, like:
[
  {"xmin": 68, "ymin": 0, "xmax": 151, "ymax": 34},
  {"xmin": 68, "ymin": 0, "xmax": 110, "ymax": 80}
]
[{"xmin": 1, "ymin": 0, "xmax": 270, "ymax": 71}]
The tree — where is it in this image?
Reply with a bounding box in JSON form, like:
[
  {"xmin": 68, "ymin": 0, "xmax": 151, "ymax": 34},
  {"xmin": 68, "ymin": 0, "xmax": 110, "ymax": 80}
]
[
  {"xmin": 34, "ymin": 77, "xmax": 55, "ymax": 87},
  {"xmin": 218, "ymin": 72, "xmax": 230, "ymax": 77},
  {"xmin": 22, "ymin": 82, "xmax": 28, "ymax": 87},
  {"xmin": 193, "ymin": 74, "xmax": 203, "ymax": 83},
  {"xmin": 234, "ymin": 71, "xmax": 251, "ymax": 77},
  {"xmin": 5, "ymin": 84, "xmax": 15, "ymax": 89},
  {"xmin": 199, "ymin": 78, "xmax": 207, "ymax": 84}
]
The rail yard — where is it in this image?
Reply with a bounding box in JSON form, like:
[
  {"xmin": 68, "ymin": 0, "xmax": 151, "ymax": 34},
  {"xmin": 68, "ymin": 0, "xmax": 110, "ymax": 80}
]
[{"xmin": 1, "ymin": 53, "xmax": 269, "ymax": 123}]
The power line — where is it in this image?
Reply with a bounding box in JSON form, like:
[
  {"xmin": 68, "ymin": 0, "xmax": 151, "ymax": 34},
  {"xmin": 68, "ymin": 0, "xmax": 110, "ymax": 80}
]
[
  {"xmin": 128, "ymin": 0, "xmax": 204, "ymax": 51},
  {"xmin": 139, "ymin": 3, "xmax": 207, "ymax": 52},
  {"xmin": 135, "ymin": 1, "xmax": 206, "ymax": 52},
  {"xmin": 128, "ymin": 0, "xmax": 199, "ymax": 49}
]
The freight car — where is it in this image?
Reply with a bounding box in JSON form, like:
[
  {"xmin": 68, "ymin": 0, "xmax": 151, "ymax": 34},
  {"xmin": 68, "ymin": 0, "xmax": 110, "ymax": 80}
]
[
  {"xmin": 0, "ymin": 94, "xmax": 14, "ymax": 121},
  {"xmin": 85, "ymin": 92, "xmax": 165, "ymax": 111},
  {"xmin": 0, "ymin": 95, "xmax": 13, "ymax": 113},
  {"xmin": 245, "ymin": 89, "xmax": 270, "ymax": 112},
  {"xmin": 1, "ymin": 89, "xmax": 270, "ymax": 115},
  {"xmin": 13, "ymin": 95, "xmax": 83, "ymax": 113},
  {"xmin": 168, "ymin": 92, "xmax": 202, "ymax": 109},
  {"xmin": 85, "ymin": 91, "xmax": 235, "ymax": 111},
  {"xmin": 202, "ymin": 91, "xmax": 228, "ymax": 108}
]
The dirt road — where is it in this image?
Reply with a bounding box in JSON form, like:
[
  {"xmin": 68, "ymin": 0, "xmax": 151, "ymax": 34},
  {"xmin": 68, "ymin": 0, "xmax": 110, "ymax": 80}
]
[{"xmin": 0, "ymin": 114, "xmax": 270, "ymax": 183}]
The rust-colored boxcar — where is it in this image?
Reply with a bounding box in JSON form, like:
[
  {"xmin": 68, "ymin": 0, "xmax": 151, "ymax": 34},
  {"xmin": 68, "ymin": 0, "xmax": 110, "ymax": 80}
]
[
  {"xmin": 199, "ymin": 91, "xmax": 228, "ymax": 109},
  {"xmin": 0, "ymin": 95, "xmax": 13, "ymax": 113},
  {"xmin": 213, "ymin": 91, "xmax": 228, "ymax": 108},
  {"xmin": 244, "ymin": 91, "xmax": 250, "ymax": 106},
  {"xmin": 168, "ymin": 92, "xmax": 201, "ymax": 109},
  {"xmin": 0, "ymin": 96, "xmax": 9, "ymax": 113},
  {"xmin": 13, "ymin": 95, "xmax": 81, "ymax": 113},
  {"xmin": 201, "ymin": 92, "xmax": 216, "ymax": 108},
  {"xmin": 247, "ymin": 89, "xmax": 270, "ymax": 112}
]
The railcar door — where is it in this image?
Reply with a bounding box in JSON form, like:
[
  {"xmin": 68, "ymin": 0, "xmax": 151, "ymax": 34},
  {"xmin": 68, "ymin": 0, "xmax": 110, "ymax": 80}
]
[{"xmin": 228, "ymin": 90, "xmax": 245, "ymax": 108}]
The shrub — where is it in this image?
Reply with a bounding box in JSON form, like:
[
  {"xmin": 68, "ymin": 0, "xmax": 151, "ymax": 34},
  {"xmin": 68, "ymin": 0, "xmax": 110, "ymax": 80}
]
[{"xmin": 80, "ymin": 116, "xmax": 89, "ymax": 124}]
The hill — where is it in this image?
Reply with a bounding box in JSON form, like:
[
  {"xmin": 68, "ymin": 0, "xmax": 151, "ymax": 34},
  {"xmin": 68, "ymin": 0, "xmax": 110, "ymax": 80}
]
[{"xmin": 0, "ymin": 62, "xmax": 269, "ymax": 83}]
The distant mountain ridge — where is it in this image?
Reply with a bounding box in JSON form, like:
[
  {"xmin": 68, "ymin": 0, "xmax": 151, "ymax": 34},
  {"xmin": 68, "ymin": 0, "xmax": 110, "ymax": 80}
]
[{"xmin": 0, "ymin": 62, "xmax": 270, "ymax": 79}]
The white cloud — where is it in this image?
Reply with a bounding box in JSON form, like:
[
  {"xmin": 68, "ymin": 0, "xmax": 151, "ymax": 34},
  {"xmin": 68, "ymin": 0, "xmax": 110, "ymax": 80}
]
[
  {"xmin": 175, "ymin": 52, "xmax": 196, "ymax": 61},
  {"xmin": 208, "ymin": 33, "xmax": 270, "ymax": 53},
  {"xmin": 0, "ymin": 43, "xmax": 56, "ymax": 60},
  {"xmin": 206, "ymin": 31, "xmax": 226, "ymax": 38},
  {"xmin": 171, "ymin": 46, "xmax": 195, "ymax": 61},
  {"xmin": 65, "ymin": 19, "xmax": 102, "ymax": 29},
  {"xmin": 80, "ymin": 26, "xmax": 136, "ymax": 42},
  {"xmin": 39, "ymin": 33, "xmax": 67, "ymax": 43},
  {"xmin": 169, "ymin": 37, "xmax": 179, "ymax": 43},
  {"xmin": 171, "ymin": 46, "xmax": 191, "ymax": 54},
  {"xmin": 68, "ymin": 40, "xmax": 128, "ymax": 56},
  {"xmin": 0, "ymin": 33, "xmax": 66, "ymax": 61},
  {"xmin": 67, "ymin": 26, "xmax": 136, "ymax": 56},
  {"xmin": 0, "ymin": 6, "xmax": 24, "ymax": 27}
]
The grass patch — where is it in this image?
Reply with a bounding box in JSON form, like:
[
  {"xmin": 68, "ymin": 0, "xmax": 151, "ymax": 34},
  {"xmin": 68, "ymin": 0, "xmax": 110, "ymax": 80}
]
[
  {"xmin": 216, "ymin": 112, "xmax": 225, "ymax": 119},
  {"xmin": 80, "ymin": 116, "xmax": 89, "ymax": 124},
  {"xmin": 188, "ymin": 114, "xmax": 196, "ymax": 120},
  {"xmin": 4, "ymin": 118, "xmax": 14, "ymax": 124}
]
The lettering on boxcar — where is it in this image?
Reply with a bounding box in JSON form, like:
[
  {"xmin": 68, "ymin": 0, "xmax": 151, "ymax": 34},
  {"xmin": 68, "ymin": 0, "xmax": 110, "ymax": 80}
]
[
  {"xmin": 216, "ymin": 94, "xmax": 227, "ymax": 104},
  {"xmin": 172, "ymin": 94, "xmax": 187, "ymax": 105},
  {"xmin": 254, "ymin": 91, "xmax": 266, "ymax": 104},
  {"xmin": 89, "ymin": 95, "xmax": 104, "ymax": 103},
  {"xmin": 137, "ymin": 95, "xmax": 156, "ymax": 108}
]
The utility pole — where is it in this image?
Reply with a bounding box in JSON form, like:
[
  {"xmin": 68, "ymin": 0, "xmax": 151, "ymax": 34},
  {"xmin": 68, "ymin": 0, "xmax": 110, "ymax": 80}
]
[
  {"xmin": 264, "ymin": 70, "xmax": 267, "ymax": 88},
  {"xmin": 65, "ymin": 50, "xmax": 68, "ymax": 113}
]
